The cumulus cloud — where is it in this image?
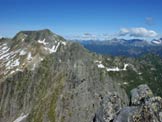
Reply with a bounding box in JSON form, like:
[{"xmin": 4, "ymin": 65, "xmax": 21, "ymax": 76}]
[
  {"xmin": 65, "ymin": 27, "xmax": 158, "ymax": 40},
  {"xmin": 118, "ymin": 27, "xmax": 158, "ymax": 37},
  {"xmin": 65, "ymin": 33, "xmax": 112, "ymax": 40}
]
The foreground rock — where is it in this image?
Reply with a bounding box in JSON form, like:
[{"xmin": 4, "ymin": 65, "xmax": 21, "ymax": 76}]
[
  {"xmin": 114, "ymin": 84, "xmax": 162, "ymax": 122},
  {"xmin": 94, "ymin": 84, "xmax": 162, "ymax": 122},
  {"xmin": 130, "ymin": 84, "xmax": 153, "ymax": 105}
]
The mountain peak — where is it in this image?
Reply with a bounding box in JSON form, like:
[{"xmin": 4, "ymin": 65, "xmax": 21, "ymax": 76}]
[
  {"xmin": 20, "ymin": 29, "xmax": 53, "ymax": 36},
  {"xmin": 0, "ymin": 29, "xmax": 67, "ymax": 79},
  {"xmin": 13, "ymin": 29, "xmax": 55, "ymax": 41}
]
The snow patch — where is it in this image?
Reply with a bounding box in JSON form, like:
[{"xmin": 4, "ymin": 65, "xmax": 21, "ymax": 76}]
[
  {"xmin": 95, "ymin": 60, "xmax": 129, "ymax": 72},
  {"xmin": 97, "ymin": 64, "xmax": 105, "ymax": 68},
  {"xmin": 123, "ymin": 64, "xmax": 129, "ymax": 71},
  {"xmin": 38, "ymin": 38, "xmax": 48, "ymax": 45},
  {"xmin": 138, "ymin": 72, "xmax": 142, "ymax": 75},
  {"xmin": 2, "ymin": 46, "xmax": 8, "ymax": 50},
  {"xmin": 10, "ymin": 70, "xmax": 15, "ymax": 74},
  {"xmin": 45, "ymin": 42, "xmax": 60, "ymax": 53},
  {"xmin": 0, "ymin": 47, "xmax": 10, "ymax": 57},
  {"xmin": 107, "ymin": 64, "xmax": 129, "ymax": 72},
  {"xmin": 6, "ymin": 59, "xmax": 20, "ymax": 70},
  {"xmin": 123, "ymin": 82, "xmax": 128, "ymax": 85},
  {"xmin": 19, "ymin": 50, "xmax": 27, "ymax": 56},
  {"xmin": 40, "ymin": 57, "xmax": 44, "ymax": 61},
  {"xmin": 27, "ymin": 52, "xmax": 32, "ymax": 61},
  {"xmin": 22, "ymin": 38, "xmax": 25, "ymax": 42},
  {"xmin": 2, "ymin": 43, "xmax": 7, "ymax": 46},
  {"xmin": 6, "ymin": 60, "xmax": 12, "ymax": 68},
  {"xmin": 13, "ymin": 113, "xmax": 28, "ymax": 122},
  {"xmin": 0, "ymin": 48, "xmax": 19, "ymax": 62},
  {"xmin": 0, "ymin": 52, "xmax": 10, "ymax": 60},
  {"xmin": 152, "ymin": 40, "xmax": 161, "ymax": 44},
  {"xmin": 53, "ymin": 42, "xmax": 60, "ymax": 52},
  {"xmin": 0, "ymin": 43, "xmax": 7, "ymax": 48},
  {"xmin": 106, "ymin": 67, "xmax": 120, "ymax": 72},
  {"xmin": 11, "ymin": 59, "xmax": 20, "ymax": 67},
  {"xmin": 16, "ymin": 68, "xmax": 23, "ymax": 72},
  {"xmin": 96, "ymin": 61, "xmax": 105, "ymax": 68},
  {"xmin": 94, "ymin": 60, "xmax": 102, "ymax": 64},
  {"xmin": 31, "ymin": 64, "xmax": 36, "ymax": 70},
  {"xmin": 61, "ymin": 41, "xmax": 66, "ymax": 46}
]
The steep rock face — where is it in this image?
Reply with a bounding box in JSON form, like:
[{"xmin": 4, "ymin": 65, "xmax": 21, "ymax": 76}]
[{"xmin": 0, "ymin": 30, "xmax": 128, "ymax": 122}]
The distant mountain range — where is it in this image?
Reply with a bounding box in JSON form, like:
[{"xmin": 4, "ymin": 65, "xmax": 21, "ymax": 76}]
[{"xmin": 74, "ymin": 38, "xmax": 162, "ymax": 57}]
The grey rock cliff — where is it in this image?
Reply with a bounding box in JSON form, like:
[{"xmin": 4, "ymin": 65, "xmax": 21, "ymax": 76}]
[
  {"xmin": 0, "ymin": 29, "xmax": 128, "ymax": 122},
  {"xmin": 0, "ymin": 29, "xmax": 161, "ymax": 122}
]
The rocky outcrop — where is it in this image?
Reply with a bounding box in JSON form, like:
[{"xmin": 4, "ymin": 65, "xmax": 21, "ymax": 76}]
[
  {"xmin": 114, "ymin": 84, "xmax": 162, "ymax": 122},
  {"xmin": 94, "ymin": 84, "xmax": 162, "ymax": 122},
  {"xmin": 94, "ymin": 93, "xmax": 124, "ymax": 122},
  {"xmin": 130, "ymin": 84, "xmax": 153, "ymax": 105}
]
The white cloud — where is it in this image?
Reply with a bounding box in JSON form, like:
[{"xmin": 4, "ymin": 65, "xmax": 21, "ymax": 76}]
[
  {"xmin": 66, "ymin": 33, "xmax": 112, "ymax": 40},
  {"xmin": 65, "ymin": 27, "xmax": 159, "ymax": 40},
  {"xmin": 118, "ymin": 27, "xmax": 158, "ymax": 37}
]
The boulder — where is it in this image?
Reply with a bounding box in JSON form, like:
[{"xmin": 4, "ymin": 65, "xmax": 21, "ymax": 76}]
[{"xmin": 130, "ymin": 84, "xmax": 153, "ymax": 105}]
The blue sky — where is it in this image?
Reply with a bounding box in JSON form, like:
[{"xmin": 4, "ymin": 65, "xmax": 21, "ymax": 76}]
[{"xmin": 0, "ymin": 0, "xmax": 162, "ymax": 40}]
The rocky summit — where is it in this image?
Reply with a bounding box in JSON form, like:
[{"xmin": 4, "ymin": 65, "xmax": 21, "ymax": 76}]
[{"xmin": 0, "ymin": 29, "xmax": 162, "ymax": 122}]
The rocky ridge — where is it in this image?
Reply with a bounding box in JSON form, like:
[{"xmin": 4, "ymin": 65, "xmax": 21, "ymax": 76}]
[{"xmin": 0, "ymin": 29, "xmax": 161, "ymax": 122}]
